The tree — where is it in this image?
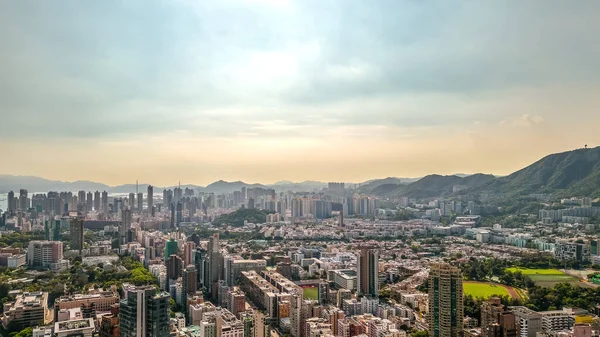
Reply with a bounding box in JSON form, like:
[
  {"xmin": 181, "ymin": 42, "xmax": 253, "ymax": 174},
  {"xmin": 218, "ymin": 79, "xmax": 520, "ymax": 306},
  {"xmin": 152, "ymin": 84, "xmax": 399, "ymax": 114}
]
[{"xmin": 412, "ymin": 330, "xmax": 428, "ymax": 337}]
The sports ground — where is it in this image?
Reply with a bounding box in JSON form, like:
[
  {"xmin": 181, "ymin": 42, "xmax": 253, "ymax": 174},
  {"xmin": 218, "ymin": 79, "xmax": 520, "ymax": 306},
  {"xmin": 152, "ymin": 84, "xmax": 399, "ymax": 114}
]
[
  {"xmin": 303, "ymin": 287, "xmax": 319, "ymax": 300},
  {"xmin": 505, "ymin": 267, "xmax": 580, "ymax": 287},
  {"xmin": 463, "ymin": 281, "xmax": 521, "ymax": 299}
]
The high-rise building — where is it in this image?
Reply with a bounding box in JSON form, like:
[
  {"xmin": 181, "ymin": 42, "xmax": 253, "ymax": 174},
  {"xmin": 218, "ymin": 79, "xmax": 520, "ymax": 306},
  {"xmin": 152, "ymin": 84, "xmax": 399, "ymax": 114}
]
[
  {"xmin": 208, "ymin": 234, "xmax": 221, "ymax": 296},
  {"xmin": 119, "ymin": 284, "xmax": 170, "ymax": 337},
  {"xmin": 86, "ymin": 192, "xmax": 93, "ymax": 212},
  {"xmin": 167, "ymin": 254, "xmax": 183, "ymax": 283},
  {"xmin": 147, "ymin": 185, "xmax": 153, "ymax": 216},
  {"xmin": 94, "ymin": 191, "xmax": 101, "ymax": 211},
  {"xmin": 357, "ymin": 248, "xmax": 379, "ymax": 297},
  {"xmin": 128, "ymin": 193, "xmax": 135, "ymax": 209},
  {"xmin": 194, "ymin": 248, "xmax": 207, "ymax": 291},
  {"xmin": 165, "ymin": 239, "xmax": 178, "ymax": 260},
  {"xmin": 428, "ymin": 263, "xmax": 464, "ymax": 337},
  {"xmin": 70, "ymin": 217, "xmax": 84, "ymax": 254},
  {"xmin": 120, "ymin": 209, "xmax": 132, "ymax": 246},
  {"xmin": 7, "ymin": 191, "xmax": 15, "ymax": 213},
  {"xmin": 482, "ymin": 298, "xmax": 506, "ymax": 337},
  {"xmin": 19, "ymin": 189, "xmax": 28, "ymax": 211},
  {"xmin": 78, "ymin": 191, "xmax": 86, "ymax": 207},
  {"xmin": 181, "ymin": 265, "xmax": 197, "ymax": 313},
  {"xmin": 101, "ymin": 191, "xmax": 108, "ymax": 214},
  {"xmin": 184, "ymin": 242, "xmax": 195, "ymax": 266},
  {"xmin": 137, "ymin": 192, "xmax": 143, "ymax": 213}
]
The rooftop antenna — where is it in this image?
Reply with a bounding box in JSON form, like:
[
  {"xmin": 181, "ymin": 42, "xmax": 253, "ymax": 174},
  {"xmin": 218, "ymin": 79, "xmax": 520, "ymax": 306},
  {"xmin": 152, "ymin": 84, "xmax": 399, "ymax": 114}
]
[
  {"xmin": 585, "ymin": 144, "xmax": 588, "ymax": 149},
  {"xmin": 136, "ymin": 180, "xmax": 138, "ymax": 194}
]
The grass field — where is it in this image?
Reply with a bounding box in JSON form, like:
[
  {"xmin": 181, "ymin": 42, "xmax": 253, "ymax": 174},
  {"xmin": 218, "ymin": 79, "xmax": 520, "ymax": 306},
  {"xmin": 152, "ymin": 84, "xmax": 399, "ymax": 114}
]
[
  {"xmin": 505, "ymin": 267, "xmax": 580, "ymax": 287},
  {"xmin": 303, "ymin": 287, "xmax": 319, "ymax": 300},
  {"xmin": 463, "ymin": 281, "xmax": 517, "ymax": 299}
]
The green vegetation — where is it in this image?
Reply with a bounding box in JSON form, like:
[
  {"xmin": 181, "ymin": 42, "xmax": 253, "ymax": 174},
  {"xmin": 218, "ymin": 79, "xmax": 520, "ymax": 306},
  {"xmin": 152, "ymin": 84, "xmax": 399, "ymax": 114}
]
[
  {"xmin": 463, "ymin": 282, "xmax": 513, "ymax": 299},
  {"xmin": 212, "ymin": 208, "xmax": 274, "ymax": 227},
  {"xmin": 504, "ymin": 268, "xmax": 579, "ymax": 288},
  {"xmin": 8, "ymin": 327, "xmax": 32, "ymax": 337},
  {"xmin": 303, "ymin": 287, "xmax": 319, "ymax": 300},
  {"xmin": 0, "ymin": 232, "xmax": 45, "ymax": 248}
]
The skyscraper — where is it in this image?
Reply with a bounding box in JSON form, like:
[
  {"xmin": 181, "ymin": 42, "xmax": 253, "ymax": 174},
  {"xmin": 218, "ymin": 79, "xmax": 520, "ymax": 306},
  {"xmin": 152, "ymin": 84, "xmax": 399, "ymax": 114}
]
[
  {"xmin": 147, "ymin": 185, "xmax": 153, "ymax": 216},
  {"xmin": 7, "ymin": 191, "xmax": 15, "ymax": 213},
  {"xmin": 70, "ymin": 217, "xmax": 84, "ymax": 254},
  {"xmin": 166, "ymin": 254, "xmax": 183, "ymax": 284},
  {"xmin": 119, "ymin": 284, "xmax": 170, "ymax": 337},
  {"xmin": 194, "ymin": 248, "xmax": 207, "ymax": 292},
  {"xmin": 78, "ymin": 191, "xmax": 86, "ymax": 208},
  {"xmin": 165, "ymin": 239, "xmax": 178, "ymax": 260},
  {"xmin": 128, "ymin": 193, "xmax": 135, "ymax": 209},
  {"xmin": 120, "ymin": 209, "xmax": 132, "ymax": 246},
  {"xmin": 19, "ymin": 189, "xmax": 28, "ymax": 211},
  {"xmin": 207, "ymin": 233, "xmax": 221, "ymax": 298},
  {"xmin": 86, "ymin": 192, "xmax": 93, "ymax": 212},
  {"xmin": 184, "ymin": 241, "xmax": 195, "ymax": 266},
  {"xmin": 357, "ymin": 248, "xmax": 379, "ymax": 297},
  {"xmin": 94, "ymin": 191, "xmax": 101, "ymax": 211},
  {"xmin": 428, "ymin": 263, "xmax": 464, "ymax": 337},
  {"xmin": 101, "ymin": 191, "xmax": 108, "ymax": 214},
  {"xmin": 181, "ymin": 265, "xmax": 197, "ymax": 313},
  {"xmin": 137, "ymin": 192, "xmax": 143, "ymax": 213}
]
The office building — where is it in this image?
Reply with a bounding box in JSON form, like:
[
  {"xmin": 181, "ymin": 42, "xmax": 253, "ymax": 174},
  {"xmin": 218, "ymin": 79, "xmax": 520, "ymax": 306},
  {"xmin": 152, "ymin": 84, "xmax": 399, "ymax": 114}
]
[
  {"xmin": 1, "ymin": 292, "xmax": 49, "ymax": 330},
  {"xmin": 119, "ymin": 284, "xmax": 170, "ymax": 337},
  {"xmin": 357, "ymin": 248, "xmax": 379, "ymax": 297},
  {"xmin": 427, "ymin": 263, "xmax": 464, "ymax": 337}
]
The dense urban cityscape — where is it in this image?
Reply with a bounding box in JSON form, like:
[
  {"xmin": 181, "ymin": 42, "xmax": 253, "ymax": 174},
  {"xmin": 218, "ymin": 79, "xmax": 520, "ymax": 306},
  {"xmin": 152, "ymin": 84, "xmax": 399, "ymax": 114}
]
[
  {"xmin": 0, "ymin": 147, "xmax": 599, "ymax": 337},
  {"xmin": 2, "ymin": 1, "xmax": 600, "ymax": 337}
]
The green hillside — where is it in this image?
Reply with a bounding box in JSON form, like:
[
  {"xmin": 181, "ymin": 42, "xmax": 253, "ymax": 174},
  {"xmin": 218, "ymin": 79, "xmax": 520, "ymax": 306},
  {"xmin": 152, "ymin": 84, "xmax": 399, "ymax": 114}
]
[{"xmin": 212, "ymin": 208, "xmax": 274, "ymax": 227}]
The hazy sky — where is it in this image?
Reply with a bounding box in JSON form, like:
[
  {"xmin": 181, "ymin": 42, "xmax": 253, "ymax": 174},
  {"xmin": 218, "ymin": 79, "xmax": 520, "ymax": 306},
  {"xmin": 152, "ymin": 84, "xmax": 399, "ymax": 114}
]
[{"xmin": 1, "ymin": 1, "xmax": 599, "ymax": 186}]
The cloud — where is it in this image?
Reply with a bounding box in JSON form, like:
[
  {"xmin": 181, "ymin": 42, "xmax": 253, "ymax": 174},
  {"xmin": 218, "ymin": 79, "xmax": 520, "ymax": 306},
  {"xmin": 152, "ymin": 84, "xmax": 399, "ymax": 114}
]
[
  {"xmin": 501, "ymin": 114, "xmax": 546, "ymax": 127},
  {"xmin": 1, "ymin": 1, "xmax": 600, "ymax": 184}
]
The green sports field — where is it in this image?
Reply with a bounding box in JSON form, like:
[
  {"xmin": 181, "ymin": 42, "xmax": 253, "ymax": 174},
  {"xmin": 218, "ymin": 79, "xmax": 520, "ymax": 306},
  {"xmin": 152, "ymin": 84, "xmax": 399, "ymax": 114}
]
[
  {"xmin": 303, "ymin": 287, "xmax": 319, "ymax": 300},
  {"xmin": 505, "ymin": 267, "xmax": 579, "ymax": 287},
  {"xmin": 463, "ymin": 281, "xmax": 517, "ymax": 299}
]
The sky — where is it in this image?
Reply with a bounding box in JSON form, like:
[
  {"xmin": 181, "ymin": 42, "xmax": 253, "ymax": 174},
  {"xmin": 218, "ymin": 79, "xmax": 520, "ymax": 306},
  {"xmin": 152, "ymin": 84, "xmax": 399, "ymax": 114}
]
[{"xmin": 1, "ymin": 0, "xmax": 599, "ymax": 186}]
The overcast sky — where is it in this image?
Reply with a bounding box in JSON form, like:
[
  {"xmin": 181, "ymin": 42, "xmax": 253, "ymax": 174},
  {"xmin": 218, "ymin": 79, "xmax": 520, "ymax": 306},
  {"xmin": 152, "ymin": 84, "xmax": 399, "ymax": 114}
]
[{"xmin": 1, "ymin": 0, "xmax": 599, "ymax": 186}]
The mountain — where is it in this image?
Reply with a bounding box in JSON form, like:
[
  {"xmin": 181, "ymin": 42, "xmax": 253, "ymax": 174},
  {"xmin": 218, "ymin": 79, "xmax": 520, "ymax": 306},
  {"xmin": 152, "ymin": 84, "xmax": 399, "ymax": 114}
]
[
  {"xmin": 480, "ymin": 147, "xmax": 600, "ymax": 197},
  {"xmin": 0, "ymin": 175, "xmax": 110, "ymax": 193},
  {"xmin": 1, "ymin": 147, "xmax": 598, "ymax": 198},
  {"xmin": 203, "ymin": 180, "xmax": 267, "ymax": 193}
]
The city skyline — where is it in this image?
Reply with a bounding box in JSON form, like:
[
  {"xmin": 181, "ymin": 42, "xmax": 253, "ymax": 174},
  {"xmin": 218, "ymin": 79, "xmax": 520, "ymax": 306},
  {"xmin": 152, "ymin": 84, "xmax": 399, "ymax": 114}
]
[{"xmin": 1, "ymin": 1, "xmax": 600, "ymax": 186}]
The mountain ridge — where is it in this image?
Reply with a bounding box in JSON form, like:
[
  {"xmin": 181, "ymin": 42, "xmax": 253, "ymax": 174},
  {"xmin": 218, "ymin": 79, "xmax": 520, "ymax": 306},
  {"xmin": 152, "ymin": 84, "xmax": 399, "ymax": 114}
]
[{"xmin": 1, "ymin": 147, "xmax": 598, "ymax": 197}]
